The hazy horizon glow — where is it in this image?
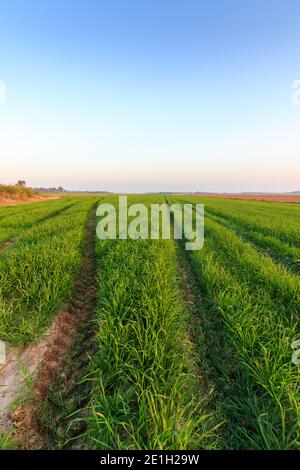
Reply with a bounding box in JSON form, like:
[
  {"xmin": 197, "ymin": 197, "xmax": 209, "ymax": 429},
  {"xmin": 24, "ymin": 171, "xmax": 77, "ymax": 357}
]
[{"xmin": 0, "ymin": 0, "xmax": 300, "ymax": 192}]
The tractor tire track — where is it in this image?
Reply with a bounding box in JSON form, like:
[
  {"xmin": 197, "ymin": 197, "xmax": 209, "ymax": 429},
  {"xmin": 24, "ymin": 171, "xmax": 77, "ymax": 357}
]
[{"xmin": 0, "ymin": 203, "xmax": 98, "ymax": 447}]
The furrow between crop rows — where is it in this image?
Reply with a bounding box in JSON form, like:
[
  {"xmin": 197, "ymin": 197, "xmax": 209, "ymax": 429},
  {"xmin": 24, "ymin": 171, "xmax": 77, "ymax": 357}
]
[{"xmin": 0, "ymin": 203, "xmax": 99, "ymax": 446}]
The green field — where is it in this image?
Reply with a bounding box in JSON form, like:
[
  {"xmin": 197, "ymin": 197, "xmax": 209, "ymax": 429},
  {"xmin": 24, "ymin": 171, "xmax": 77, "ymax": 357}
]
[{"xmin": 0, "ymin": 195, "xmax": 299, "ymax": 450}]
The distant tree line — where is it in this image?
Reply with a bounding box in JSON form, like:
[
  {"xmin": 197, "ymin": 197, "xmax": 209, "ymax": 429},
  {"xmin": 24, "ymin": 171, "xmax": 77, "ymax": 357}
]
[
  {"xmin": 33, "ymin": 187, "xmax": 111, "ymax": 194},
  {"xmin": 34, "ymin": 186, "xmax": 66, "ymax": 193}
]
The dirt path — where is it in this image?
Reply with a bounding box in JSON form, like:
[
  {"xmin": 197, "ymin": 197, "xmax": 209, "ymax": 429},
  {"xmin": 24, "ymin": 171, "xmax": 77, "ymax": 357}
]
[
  {"xmin": 0, "ymin": 205, "xmax": 98, "ymax": 446},
  {"xmin": 0, "ymin": 196, "xmax": 60, "ymax": 207}
]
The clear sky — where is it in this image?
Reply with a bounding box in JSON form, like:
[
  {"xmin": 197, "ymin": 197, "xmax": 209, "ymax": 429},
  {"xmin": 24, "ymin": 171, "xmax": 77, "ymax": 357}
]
[{"xmin": 0, "ymin": 0, "xmax": 299, "ymax": 192}]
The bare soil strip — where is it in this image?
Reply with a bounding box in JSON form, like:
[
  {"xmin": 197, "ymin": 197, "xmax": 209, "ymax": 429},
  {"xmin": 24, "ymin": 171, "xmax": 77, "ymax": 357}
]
[
  {"xmin": 0, "ymin": 205, "xmax": 98, "ymax": 447},
  {"xmin": 0, "ymin": 196, "xmax": 60, "ymax": 207},
  {"xmin": 190, "ymin": 194, "xmax": 300, "ymax": 203}
]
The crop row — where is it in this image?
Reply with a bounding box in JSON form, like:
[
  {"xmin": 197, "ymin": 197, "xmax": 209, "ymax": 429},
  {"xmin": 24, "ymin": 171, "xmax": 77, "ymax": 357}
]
[
  {"xmin": 72, "ymin": 196, "xmax": 221, "ymax": 450},
  {"xmin": 0, "ymin": 197, "xmax": 99, "ymax": 345},
  {"xmin": 172, "ymin": 196, "xmax": 300, "ymax": 449}
]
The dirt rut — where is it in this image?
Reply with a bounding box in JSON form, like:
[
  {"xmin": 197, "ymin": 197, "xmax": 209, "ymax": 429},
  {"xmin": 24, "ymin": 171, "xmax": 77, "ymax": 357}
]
[
  {"xmin": 0, "ymin": 238, "xmax": 17, "ymax": 254},
  {"xmin": 0, "ymin": 206, "xmax": 98, "ymax": 444}
]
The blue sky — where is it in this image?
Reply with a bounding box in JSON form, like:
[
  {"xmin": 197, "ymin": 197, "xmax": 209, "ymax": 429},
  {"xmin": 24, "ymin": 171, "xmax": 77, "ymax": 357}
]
[{"xmin": 0, "ymin": 0, "xmax": 299, "ymax": 192}]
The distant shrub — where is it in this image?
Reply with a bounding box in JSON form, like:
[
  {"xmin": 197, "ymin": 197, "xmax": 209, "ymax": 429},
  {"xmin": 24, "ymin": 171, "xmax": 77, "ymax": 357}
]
[{"xmin": 0, "ymin": 183, "xmax": 38, "ymax": 199}]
